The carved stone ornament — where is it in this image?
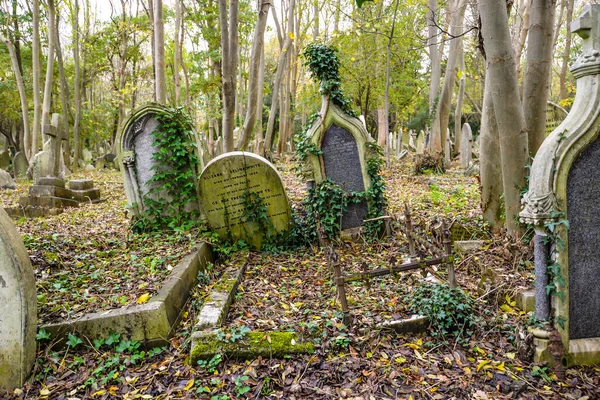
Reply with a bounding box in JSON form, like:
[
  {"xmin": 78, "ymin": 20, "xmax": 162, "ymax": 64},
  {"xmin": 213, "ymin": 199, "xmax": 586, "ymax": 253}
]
[{"xmin": 520, "ymin": 4, "xmax": 600, "ymax": 229}]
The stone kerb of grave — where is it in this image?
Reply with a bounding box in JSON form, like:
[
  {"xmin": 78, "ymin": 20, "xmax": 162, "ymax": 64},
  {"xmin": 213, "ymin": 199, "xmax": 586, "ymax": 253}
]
[
  {"xmin": 0, "ymin": 208, "xmax": 36, "ymax": 392},
  {"xmin": 116, "ymin": 103, "xmax": 200, "ymax": 217},
  {"xmin": 303, "ymin": 102, "xmax": 376, "ymax": 232},
  {"xmin": 199, "ymin": 152, "xmax": 291, "ymax": 249},
  {"xmin": 520, "ymin": 4, "xmax": 600, "ymax": 366}
]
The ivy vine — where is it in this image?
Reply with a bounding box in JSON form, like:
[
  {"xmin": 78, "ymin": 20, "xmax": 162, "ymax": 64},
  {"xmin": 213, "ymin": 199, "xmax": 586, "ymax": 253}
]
[
  {"xmin": 543, "ymin": 211, "xmax": 570, "ymax": 329},
  {"xmin": 132, "ymin": 107, "xmax": 201, "ymax": 232},
  {"xmin": 301, "ymin": 43, "xmax": 358, "ymax": 117}
]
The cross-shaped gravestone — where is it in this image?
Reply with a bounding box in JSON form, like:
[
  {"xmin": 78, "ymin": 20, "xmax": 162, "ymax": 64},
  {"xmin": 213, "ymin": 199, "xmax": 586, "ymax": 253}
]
[
  {"xmin": 41, "ymin": 113, "xmax": 66, "ymax": 179},
  {"xmin": 570, "ymin": 5, "xmax": 600, "ymax": 76}
]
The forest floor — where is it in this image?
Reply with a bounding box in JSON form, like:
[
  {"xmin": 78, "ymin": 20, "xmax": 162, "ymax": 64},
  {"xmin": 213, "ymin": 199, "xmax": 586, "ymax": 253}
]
[{"xmin": 5, "ymin": 157, "xmax": 600, "ymax": 400}]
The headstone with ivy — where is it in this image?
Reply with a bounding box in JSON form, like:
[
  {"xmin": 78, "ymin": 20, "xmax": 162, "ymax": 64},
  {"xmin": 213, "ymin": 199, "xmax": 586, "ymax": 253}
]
[
  {"xmin": 520, "ymin": 4, "xmax": 600, "ymax": 366},
  {"xmin": 116, "ymin": 104, "xmax": 200, "ymax": 226},
  {"xmin": 300, "ymin": 43, "xmax": 385, "ymax": 237},
  {"xmin": 198, "ymin": 152, "xmax": 291, "ymax": 249},
  {"xmin": 0, "ymin": 207, "xmax": 37, "ymax": 392}
]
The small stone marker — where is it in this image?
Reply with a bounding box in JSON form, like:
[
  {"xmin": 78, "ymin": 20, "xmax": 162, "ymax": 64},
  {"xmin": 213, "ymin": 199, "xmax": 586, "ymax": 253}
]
[
  {"xmin": 12, "ymin": 152, "xmax": 28, "ymax": 178},
  {"xmin": 0, "ymin": 151, "xmax": 9, "ymax": 170},
  {"xmin": 520, "ymin": 4, "xmax": 600, "ymax": 366},
  {"xmin": 199, "ymin": 152, "xmax": 291, "ymax": 249},
  {"xmin": 117, "ymin": 103, "xmax": 200, "ymax": 217},
  {"xmin": 415, "ymin": 131, "xmax": 426, "ymax": 155},
  {"xmin": 460, "ymin": 123, "xmax": 473, "ymax": 169},
  {"xmin": 0, "ymin": 208, "xmax": 36, "ymax": 392}
]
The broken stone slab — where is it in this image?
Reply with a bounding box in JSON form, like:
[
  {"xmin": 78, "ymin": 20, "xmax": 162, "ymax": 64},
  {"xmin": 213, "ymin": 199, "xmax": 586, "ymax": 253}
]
[
  {"xmin": 191, "ymin": 330, "xmax": 315, "ymax": 363},
  {"xmin": 454, "ymin": 240, "xmax": 485, "ymax": 252},
  {"xmin": 0, "ymin": 169, "xmax": 16, "ymax": 189},
  {"xmin": 378, "ymin": 315, "xmax": 429, "ymax": 334},
  {"xmin": 193, "ymin": 259, "xmax": 247, "ymax": 331},
  {"xmin": 71, "ymin": 188, "xmax": 103, "ymax": 203},
  {"xmin": 41, "ymin": 243, "xmax": 214, "ymax": 349}
]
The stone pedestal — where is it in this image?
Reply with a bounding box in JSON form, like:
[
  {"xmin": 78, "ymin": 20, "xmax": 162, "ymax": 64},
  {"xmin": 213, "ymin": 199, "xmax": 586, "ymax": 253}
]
[{"xmin": 69, "ymin": 179, "xmax": 104, "ymax": 203}]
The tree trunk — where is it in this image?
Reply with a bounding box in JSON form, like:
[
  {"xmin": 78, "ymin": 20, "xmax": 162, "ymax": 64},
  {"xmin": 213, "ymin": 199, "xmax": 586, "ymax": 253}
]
[
  {"xmin": 154, "ymin": 0, "xmax": 167, "ymax": 104},
  {"xmin": 54, "ymin": 10, "xmax": 72, "ymax": 168},
  {"xmin": 73, "ymin": 0, "xmax": 82, "ymax": 168},
  {"xmin": 384, "ymin": 0, "xmax": 399, "ymax": 166},
  {"xmin": 174, "ymin": 0, "xmax": 182, "ymax": 105},
  {"xmin": 513, "ymin": 0, "xmax": 530, "ymax": 81},
  {"xmin": 479, "ymin": 72, "xmax": 504, "ymax": 232},
  {"xmin": 32, "ymin": 0, "xmax": 42, "ymax": 158},
  {"xmin": 42, "ymin": 0, "xmax": 57, "ymax": 143},
  {"xmin": 0, "ymin": 33, "xmax": 29, "ymax": 156},
  {"xmin": 219, "ymin": 0, "xmax": 239, "ymax": 152},
  {"xmin": 429, "ymin": 0, "xmax": 467, "ymax": 156},
  {"xmin": 264, "ymin": 0, "xmax": 294, "ymax": 155},
  {"xmin": 428, "ymin": 0, "xmax": 441, "ymax": 113},
  {"xmin": 454, "ymin": 43, "xmax": 465, "ymax": 155},
  {"xmin": 559, "ymin": 0, "xmax": 574, "ymax": 100},
  {"xmin": 479, "ymin": 0, "xmax": 529, "ymax": 236},
  {"xmin": 253, "ymin": 46, "xmax": 266, "ymax": 155},
  {"xmin": 523, "ymin": 0, "xmax": 556, "ymax": 157}
]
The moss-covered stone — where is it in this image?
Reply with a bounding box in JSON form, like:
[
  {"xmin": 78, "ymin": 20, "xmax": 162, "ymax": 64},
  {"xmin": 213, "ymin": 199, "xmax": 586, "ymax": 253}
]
[{"xmin": 190, "ymin": 330, "xmax": 315, "ymax": 363}]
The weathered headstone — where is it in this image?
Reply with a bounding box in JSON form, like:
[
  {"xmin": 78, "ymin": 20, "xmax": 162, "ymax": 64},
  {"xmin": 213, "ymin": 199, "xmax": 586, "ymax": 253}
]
[
  {"xmin": 82, "ymin": 148, "xmax": 93, "ymax": 162},
  {"xmin": 0, "ymin": 208, "xmax": 36, "ymax": 392},
  {"xmin": 214, "ymin": 137, "xmax": 223, "ymax": 157},
  {"xmin": 117, "ymin": 104, "xmax": 200, "ymax": 217},
  {"xmin": 0, "ymin": 169, "xmax": 16, "ymax": 189},
  {"xmin": 199, "ymin": 152, "xmax": 291, "ymax": 249},
  {"xmin": 304, "ymin": 101, "xmax": 379, "ymax": 232},
  {"xmin": 12, "ymin": 152, "xmax": 28, "ymax": 179},
  {"xmin": 415, "ymin": 131, "xmax": 426, "ymax": 155},
  {"xmin": 0, "ymin": 151, "xmax": 9, "ymax": 171},
  {"xmin": 460, "ymin": 123, "xmax": 473, "ymax": 169},
  {"xmin": 520, "ymin": 4, "xmax": 600, "ymax": 366}
]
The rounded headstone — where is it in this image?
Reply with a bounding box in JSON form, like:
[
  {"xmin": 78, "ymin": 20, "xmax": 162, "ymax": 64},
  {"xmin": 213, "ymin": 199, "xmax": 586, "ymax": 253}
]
[
  {"xmin": 0, "ymin": 151, "xmax": 9, "ymax": 171},
  {"xmin": 0, "ymin": 208, "xmax": 36, "ymax": 392},
  {"xmin": 82, "ymin": 148, "xmax": 93, "ymax": 162},
  {"xmin": 199, "ymin": 152, "xmax": 291, "ymax": 249},
  {"xmin": 12, "ymin": 152, "xmax": 28, "ymax": 179}
]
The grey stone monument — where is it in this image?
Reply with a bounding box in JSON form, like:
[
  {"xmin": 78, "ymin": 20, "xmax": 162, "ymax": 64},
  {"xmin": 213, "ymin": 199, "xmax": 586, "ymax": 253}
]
[
  {"xmin": 520, "ymin": 4, "xmax": 600, "ymax": 366},
  {"xmin": 304, "ymin": 98, "xmax": 378, "ymax": 233},
  {"xmin": 415, "ymin": 131, "xmax": 426, "ymax": 155},
  {"xmin": 460, "ymin": 123, "xmax": 473, "ymax": 169},
  {"xmin": 116, "ymin": 103, "xmax": 200, "ymax": 217},
  {"xmin": 12, "ymin": 152, "xmax": 28, "ymax": 179},
  {"xmin": 0, "ymin": 208, "xmax": 37, "ymax": 392}
]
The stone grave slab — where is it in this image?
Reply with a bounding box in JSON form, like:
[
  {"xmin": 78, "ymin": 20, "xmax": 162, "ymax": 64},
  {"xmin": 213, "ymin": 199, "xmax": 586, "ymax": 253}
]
[
  {"xmin": 199, "ymin": 152, "xmax": 291, "ymax": 249},
  {"xmin": 0, "ymin": 208, "xmax": 36, "ymax": 392}
]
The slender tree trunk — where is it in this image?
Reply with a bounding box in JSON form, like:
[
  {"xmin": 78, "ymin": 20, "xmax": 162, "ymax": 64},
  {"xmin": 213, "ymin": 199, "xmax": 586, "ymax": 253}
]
[
  {"xmin": 238, "ymin": 0, "xmax": 271, "ymax": 150},
  {"xmin": 513, "ymin": 0, "xmax": 530, "ymax": 80},
  {"xmin": 154, "ymin": 0, "xmax": 167, "ymax": 104},
  {"xmin": 479, "ymin": 0, "xmax": 529, "ymax": 235},
  {"xmin": 479, "ymin": 73, "xmax": 504, "ymax": 232},
  {"xmin": 264, "ymin": 0, "xmax": 294, "ymax": 155},
  {"xmin": 42, "ymin": 0, "xmax": 57, "ymax": 143},
  {"xmin": 55, "ymin": 11, "xmax": 72, "ymax": 168},
  {"xmin": 428, "ymin": 0, "xmax": 441, "ymax": 113},
  {"xmin": 219, "ymin": 0, "xmax": 239, "ymax": 152},
  {"xmin": 559, "ymin": 0, "xmax": 574, "ymax": 100},
  {"xmin": 383, "ymin": 0, "xmax": 399, "ymax": 166},
  {"xmin": 0, "ymin": 33, "xmax": 29, "ymax": 156},
  {"xmin": 454, "ymin": 44, "xmax": 465, "ymax": 155},
  {"xmin": 523, "ymin": 0, "xmax": 556, "ymax": 157},
  {"xmin": 254, "ymin": 47, "xmax": 266, "ymax": 155},
  {"xmin": 174, "ymin": 0, "xmax": 182, "ymax": 105},
  {"xmin": 73, "ymin": 0, "xmax": 82, "ymax": 167},
  {"xmin": 32, "ymin": 0, "xmax": 42, "ymax": 158},
  {"xmin": 429, "ymin": 0, "xmax": 467, "ymax": 155}
]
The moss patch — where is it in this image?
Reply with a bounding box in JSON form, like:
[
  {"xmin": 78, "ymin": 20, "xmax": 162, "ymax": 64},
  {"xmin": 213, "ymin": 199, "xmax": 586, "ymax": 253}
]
[{"xmin": 191, "ymin": 330, "xmax": 314, "ymax": 362}]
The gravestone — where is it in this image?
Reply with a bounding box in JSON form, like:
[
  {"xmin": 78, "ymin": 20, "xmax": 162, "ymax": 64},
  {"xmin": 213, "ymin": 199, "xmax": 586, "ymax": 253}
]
[
  {"xmin": 401, "ymin": 129, "xmax": 410, "ymax": 150},
  {"xmin": 0, "ymin": 169, "xmax": 16, "ymax": 189},
  {"xmin": 444, "ymin": 131, "xmax": 452, "ymax": 165},
  {"xmin": 116, "ymin": 103, "xmax": 200, "ymax": 217},
  {"xmin": 303, "ymin": 100, "xmax": 379, "ymax": 233},
  {"xmin": 69, "ymin": 179, "xmax": 104, "ymax": 203},
  {"xmin": 520, "ymin": 4, "xmax": 600, "ymax": 366},
  {"xmin": 82, "ymin": 148, "xmax": 92, "ymax": 162},
  {"xmin": 0, "ymin": 151, "xmax": 9, "ymax": 170},
  {"xmin": 199, "ymin": 152, "xmax": 291, "ymax": 249},
  {"xmin": 13, "ymin": 152, "xmax": 28, "ymax": 178},
  {"xmin": 0, "ymin": 208, "xmax": 36, "ymax": 392},
  {"xmin": 415, "ymin": 131, "xmax": 426, "ymax": 155},
  {"xmin": 460, "ymin": 123, "xmax": 473, "ymax": 169}
]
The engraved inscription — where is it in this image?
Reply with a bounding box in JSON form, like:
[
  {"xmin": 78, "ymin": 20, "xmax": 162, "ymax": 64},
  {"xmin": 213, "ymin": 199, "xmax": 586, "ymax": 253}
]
[
  {"xmin": 567, "ymin": 136, "xmax": 600, "ymax": 339},
  {"xmin": 321, "ymin": 124, "xmax": 367, "ymax": 229}
]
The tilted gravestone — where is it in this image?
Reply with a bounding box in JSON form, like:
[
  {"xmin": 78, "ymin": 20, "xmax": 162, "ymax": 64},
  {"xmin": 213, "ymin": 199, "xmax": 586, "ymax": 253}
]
[
  {"xmin": 12, "ymin": 152, "xmax": 28, "ymax": 179},
  {"xmin": 520, "ymin": 4, "xmax": 600, "ymax": 366},
  {"xmin": 116, "ymin": 103, "xmax": 200, "ymax": 217},
  {"xmin": 0, "ymin": 151, "xmax": 9, "ymax": 171},
  {"xmin": 460, "ymin": 123, "xmax": 473, "ymax": 169},
  {"xmin": 199, "ymin": 152, "xmax": 291, "ymax": 249},
  {"xmin": 0, "ymin": 208, "xmax": 36, "ymax": 392},
  {"xmin": 303, "ymin": 101, "xmax": 378, "ymax": 232}
]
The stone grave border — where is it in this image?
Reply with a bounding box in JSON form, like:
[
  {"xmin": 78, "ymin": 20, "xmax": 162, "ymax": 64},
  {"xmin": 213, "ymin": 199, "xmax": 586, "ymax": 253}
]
[
  {"xmin": 42, "ymin": 242, "xmax": 213, "ymax": 349},
  {"xmin": 189, "ymin": 255, "xmax": 315, "ymax": 362}
]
